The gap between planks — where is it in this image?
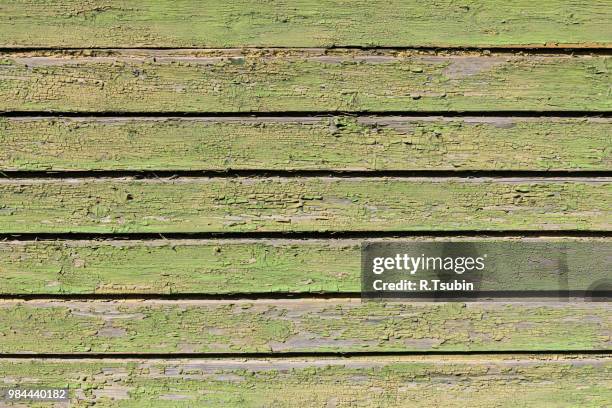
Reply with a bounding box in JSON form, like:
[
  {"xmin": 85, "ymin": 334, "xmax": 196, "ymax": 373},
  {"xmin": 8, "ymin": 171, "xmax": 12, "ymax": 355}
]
[
  {"xmin": 0, "ymin": 351, "xmax": 610, "ymax": 360},
  {"xmin": 2, "ymin": 112, "xmax": 612, "ymax": 117},
  {"xmin": 1, "ymin": 171, "xmax": 611, "ymax": 179},
  {"xmin": 1, "ymin": 46, "xmax": 611, "ymax": 53}
]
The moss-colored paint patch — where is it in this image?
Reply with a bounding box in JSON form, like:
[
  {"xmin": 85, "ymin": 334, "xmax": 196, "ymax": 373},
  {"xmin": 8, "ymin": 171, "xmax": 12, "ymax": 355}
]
[
  {"xmin": 0, "ymin": 356, "xmax": 610, "ymax": 407},
  {"xmin": 1, "ymin": 1, "xmax": 611, "ymax": 48},
  {"xmin": 0, "ymin": 238, "xmax": 609, "ymax": 295},
  {"xmin": 0, "ymin": 177, "xmax": 608, "ymax": 233},
  {"xmin": 0, "ymin": 299, "xmax": 609, "ymax": 353},
  {"xmin": 1, "ymin": 50, "xmax": 610, "ymax": 112},
  {"xmin": 1, "ymin": 116, "xmax": 610, "ymax": 171}
]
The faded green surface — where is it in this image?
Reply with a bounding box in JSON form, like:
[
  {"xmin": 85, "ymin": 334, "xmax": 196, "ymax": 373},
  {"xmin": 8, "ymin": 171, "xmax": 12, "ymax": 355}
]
[
  {"xmin": 0, "ymin": 300, "xmax": 610, "ymax": 353},
  {"xmin": 0, "ymin": 177, "xmax": 609, "ymax": 233},
  {"xmin": 0, "ymin": 238, "xmax": 609, "ymax": 294},
  {"xmin": 0, "ymin": 356, "xmax": 610, "ymax": 407},
  {"xmin": 0, "ymin": 239, "xmax": 358, "ymax": 294},
  {"xmin": 0, "ymin": 4, "xmax": 610, "ymax": 404},
  {"xmin": 2, "ymin": 116, "xmax": 610, "ymax": 171},
  {"xmin": 1, "ymin": 51, "xmax": 610, "ymax": 112},
  {"xmin": 1, "ymin": 1, "xmax": 611, "ymax": 48}
]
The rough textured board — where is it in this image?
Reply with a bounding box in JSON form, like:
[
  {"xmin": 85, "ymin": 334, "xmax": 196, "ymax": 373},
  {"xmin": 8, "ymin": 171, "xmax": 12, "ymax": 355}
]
[
  {"xmin": 1, "ymin": 1, "xmax": 611, "ymax": 48},
  {"xmin": 0, "ymin": 177, "xmax": 609, "ymax": 233},
  {"xmin": 2, "ymin": 116, "xmax": 611, "ymax": 171},
  {"xmin": 0, "ymin": 299, "xmax": 610, "ymax": 353},
  {"xmin": 0, "ymin": 238, "xmax": 609, "ymax": 295},
  {"xmin": 0, "ymin": 356, "xmax": 610, "ymax": 407},
  {"xmin": 1, "ymin": 50, "xmax": 610, "ymax": 112}
]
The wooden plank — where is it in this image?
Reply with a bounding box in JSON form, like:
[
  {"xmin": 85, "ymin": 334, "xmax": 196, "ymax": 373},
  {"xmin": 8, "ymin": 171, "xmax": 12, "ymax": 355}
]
[
  {"xmin": 0, "ymin": 356, "xmax": 609, "ymax": 406},
  {"xmin": 1, "ymin": 355, "xmax": 609, "ymax": 406},
  {"xmin": 0, "ymin": 177, "xmax": 608, "ymax": 233},
  {"xmin": 2, "ymin": 116, "xmax": 610, "ymax": 171},
  {"xmin": 1, "ymin": 51, "xmax": 610, "ymax": 113},
  {"xmin": 0, "ymin": 238, "xmax": 609, "ymax": 295},
  {"xmin": 1, "ymin": 1, "xmax": 611, "ymax": 48},
  {"xmin": 0, "ymin": 299, "xmax": 609, "ymax": 353}
]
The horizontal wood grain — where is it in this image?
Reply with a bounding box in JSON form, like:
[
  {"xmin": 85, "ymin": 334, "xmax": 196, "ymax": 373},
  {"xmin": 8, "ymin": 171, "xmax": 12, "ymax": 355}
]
[
  {"xmin": 1, "ymin": 0, "xmax": 610, "ymax": 48},
  {"xmin": 0, "ymin": 299, "xmax": 609, "ymax": 353},
  {"xmin": 2, "ymin": 4, "xmax": 609, "ymax": 405},
  {"xmin": 2, "ymin": 116, "xmax": 610, "ymax": 171},
  {"xmin": 0, "ymin": 177, "xmax": 609, "ymax": 233},
  {"xmin": 0, "ymin": 356, "xmax": 609, "ymax": 407},
  {"xmin": 0, "ymin": 238, "xmax": 609, "ymax": 295},
  {"xmin": 1, "ymin": 50, "xmax": 610, "ymax": 112}
]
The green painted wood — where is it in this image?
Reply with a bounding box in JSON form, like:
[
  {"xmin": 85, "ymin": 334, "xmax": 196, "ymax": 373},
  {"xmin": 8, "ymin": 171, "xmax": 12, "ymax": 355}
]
[
  {"xmin": 0, "ymin": 300, "xmax": 609, "ymax": 353},
  {"xmin": 2, "ymin": 116, "xmax": 610, "ymax": 171},
  {"xmin": 1, "ymin": 1, "xmax": 611, "ymax": 48},
  {"xmin": 1, "ymin": 51, "xmax": 610, "ymax": 112},
  {"xmin": 0, "ymin": 238, "xmax": 609, "ymax": 295},
  {"xmin": 0, "ymin": 177, "xmax": 608, "ymax": 233},
  {"xmin": 0, "ymin": 356, "xmax": 609, "ymax": 407}
]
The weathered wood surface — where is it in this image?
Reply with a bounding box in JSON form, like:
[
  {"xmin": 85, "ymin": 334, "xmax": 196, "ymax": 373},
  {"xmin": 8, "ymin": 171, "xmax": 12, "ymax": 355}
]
[
  {"xmin": 0, "ymin": 238, "xmax": 609, "ymax": 295},
  {"xmin": 0, "ymin": 299, "xmax": 609, "ymax": 353},
  {"xmin": 2, "ymin": 116, "xmax": 610, "ymax": 171},
  {"xmin": 0, "ymin": 177, "xmax": 608, "ymax": 233},
  {"xmin": 0, "ymin": 3, "xmax": 609, "ymax": 406},
  {"xmin": 1, "ymin": 51, "xmax": 610, "ymax": 113},
  {"xmin": 0, "ymin": 356, "xmax": 610, "ymax": 407},
  {"xmin": 1, "ymin": 1, "xmax": 611, "ymax": 48}
]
